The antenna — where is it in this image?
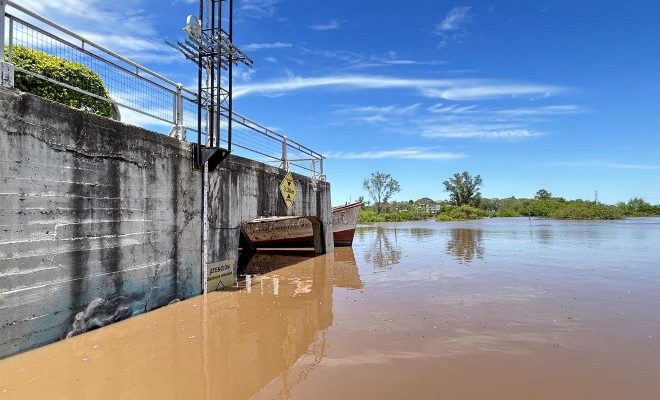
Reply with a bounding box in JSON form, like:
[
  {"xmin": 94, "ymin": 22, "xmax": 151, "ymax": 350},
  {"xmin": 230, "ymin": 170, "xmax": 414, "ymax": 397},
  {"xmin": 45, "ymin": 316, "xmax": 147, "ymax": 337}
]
[
  {"xmin": 595, "ymin": 190, "xmax": 599, "ymax": 204},
  {"xmin": 169, "ymin": 0, "xmax": 254, "ymax": 170}
]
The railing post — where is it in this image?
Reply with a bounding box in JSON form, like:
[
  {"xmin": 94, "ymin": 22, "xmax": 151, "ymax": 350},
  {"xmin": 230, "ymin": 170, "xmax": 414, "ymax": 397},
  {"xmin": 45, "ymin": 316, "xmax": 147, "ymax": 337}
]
[
  {"xmin": 0, "ymin": 0, "xmax": 14, "ymax": 89},
  {"xmin": 319, "ymin": 158, "xmax": 324, "ymax": 180},
  {"xmin": 280, "ymin": 136, "xmax": 288, "ymax": 171},
  {"xmin": 169, "ymin": 84, "xmax": 185, "ymax": 140},
  {"xmin": 0, "ymin": 0, "xmax": 5, "ymax": 60}
]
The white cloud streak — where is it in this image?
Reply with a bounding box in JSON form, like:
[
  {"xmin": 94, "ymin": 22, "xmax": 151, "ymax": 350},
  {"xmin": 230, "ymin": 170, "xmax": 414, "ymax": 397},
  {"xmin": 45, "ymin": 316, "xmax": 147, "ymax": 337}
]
[
  {"xmin": 335, "ymin": 104, "xmax": 421, "ymax": 124},
  {"xmin": 427, "ymin": 103, "xmax": 479, "ymax": 114},
  {"xmin": 421, "ymin": 125, "xmax": 542, "ymax": 139},
  {"xmin": 242, "ymin": 42, "xmax": 293, "ymax": 51},
  {"xmin": 310, "ymin": 20, "xmax": 341, "ymax": 31},
  {"xmin": 234, "ymin": 74, "xmax": 563, "ymax": 100},
  {"xmin": 239, "ymin": 0, "xmax": 279, "ymax": 18},
  {"xmin": 422, "ymin": 84, "xmax": 560, "ymax": 101},
  {"xmin": 300, "ymin": 47, "xmax": 446, "ymax": 70},
  {"xmin": 438, "ymin": 6, "xmax": 472, "ymax": 31},
  {"xmin": 495, "ymin": 105, "xmax": 580, "ymax": 116},
  {"xmin": 324, "ymin": 148, "xmax": 467, "ymax": 160},
  {"xmin": 436, "ymin": 6, "xmax": 472, "ymax": 48},
  {"xmin": 18, "ymin": 0, "xmax": 180, "ymax": 65}
]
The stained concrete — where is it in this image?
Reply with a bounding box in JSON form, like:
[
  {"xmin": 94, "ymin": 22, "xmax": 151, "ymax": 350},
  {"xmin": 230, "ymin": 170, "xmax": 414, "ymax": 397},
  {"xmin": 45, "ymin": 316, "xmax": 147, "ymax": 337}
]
[
  {"xmin": 208, "ymin": 157, "xmax": 333, "ymax": 265},
  {"xmin": 0, "ymin": 88, "xmax": 333, "ymax": 358}
]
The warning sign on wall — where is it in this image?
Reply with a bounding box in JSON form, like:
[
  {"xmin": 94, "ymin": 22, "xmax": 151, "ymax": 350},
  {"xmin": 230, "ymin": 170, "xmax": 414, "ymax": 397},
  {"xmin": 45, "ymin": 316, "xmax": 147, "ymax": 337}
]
[
  {"xmin": 207, "ymin": 259, "xmax": 236, "ymax": 291},
  {"xmin": 279, "ymin": 172, "xmax": 297, "ymax": 209}
]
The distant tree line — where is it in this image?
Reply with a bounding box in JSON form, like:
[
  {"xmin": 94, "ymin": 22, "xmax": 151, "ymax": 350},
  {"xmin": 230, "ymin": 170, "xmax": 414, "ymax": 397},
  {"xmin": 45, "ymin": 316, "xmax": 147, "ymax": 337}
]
[{"xmin": 359, "ymin": 170, "xmax": 660, "ymax": 222}]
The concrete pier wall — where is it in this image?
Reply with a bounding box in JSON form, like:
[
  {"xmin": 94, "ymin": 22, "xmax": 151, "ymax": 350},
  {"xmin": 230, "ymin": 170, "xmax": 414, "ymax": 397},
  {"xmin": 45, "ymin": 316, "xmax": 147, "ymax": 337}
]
[
  {"xmin": 208, "ymin": 157, "xmax": 333, "ymax": 266},
  {"xmin": 0, "ymin": 88, "xmax": 332, "ymax": 358},
  {"xmin": 0, "ymin": 88, "xmax": 203, "ymax": 358}
]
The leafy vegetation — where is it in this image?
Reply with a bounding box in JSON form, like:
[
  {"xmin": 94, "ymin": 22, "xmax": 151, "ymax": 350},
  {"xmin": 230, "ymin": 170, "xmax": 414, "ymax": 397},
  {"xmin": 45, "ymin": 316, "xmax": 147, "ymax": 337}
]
[
  {"xmin": 358, "ymin": 172, "xmax": 660, "ymax": 223},
  {"xmin": 550, "ymin": 201, "xmax": 623, "ymax": 220},
  {"xmin": 362, "ymin": 172, "xmax": 401, "ymax": 212},
  {"xmin": 535, "ymin": 189, "xmax": 552, "ymax": 199},
  {"xmin": 443, "ymin": 171, "xmax": 482, "ymax": 206},
  {"xmin": 358, "ymin": 203, "xmax": 431, "ymax": 223},
  {"xmin": 7, "ymin": 46, "xmax": 117, "ymax": 119},
  {"xmin": 435, "ymin": 205, "xmax": 487, "ymax": 221}
]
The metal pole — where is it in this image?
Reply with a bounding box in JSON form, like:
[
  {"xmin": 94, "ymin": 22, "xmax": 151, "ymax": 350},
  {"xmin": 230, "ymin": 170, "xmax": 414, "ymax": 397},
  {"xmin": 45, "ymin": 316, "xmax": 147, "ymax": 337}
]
[
  {"xmin": 174, "ymin": 85, "xmax": 184, "ymax": 139},
  {"xmin": 0, "ymin": 0, "xmax": 14, "ymax": 89},
  {"xmin": 281, "ymin": 137, "xmax": 288, "ymax": 171},
  {"xmin": 209, "ymin": 0, "xmax": 215, "ymax": 147},
  {"xmin": 198, "ymin": 0, "xmax": 206, "ymax": 293},
  {"xmin": 7, "ymin": 16, "xmax": 12, "ymax": 62},
  {"xmin": 228, "ymin": 0, "xmax": 233, "ymax": 153},
  {"xmin": 217, "ymin": 0, "xmax": 222, "ymax": 148},
  {"xmin": 1, "ymin": 0, "xmax": 6, "ymax": 62},
  {"xmin": 197, "ymin": 0, "xmax": 203, "ymax": 153}
]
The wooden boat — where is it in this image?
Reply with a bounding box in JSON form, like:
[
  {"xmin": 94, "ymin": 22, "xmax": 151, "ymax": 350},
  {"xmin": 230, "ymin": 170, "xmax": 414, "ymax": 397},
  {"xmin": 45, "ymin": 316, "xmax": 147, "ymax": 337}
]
[{"xmin": 242, "ymin": 201, "xmax": 363, "ymax": 248}]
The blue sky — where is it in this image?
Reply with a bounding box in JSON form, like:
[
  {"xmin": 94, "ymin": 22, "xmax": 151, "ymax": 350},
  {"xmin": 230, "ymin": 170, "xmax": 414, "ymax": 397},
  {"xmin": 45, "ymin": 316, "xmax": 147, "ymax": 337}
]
[{"xmin": 20, "ymin": 0, "xmax": 660, "ymax": 204}]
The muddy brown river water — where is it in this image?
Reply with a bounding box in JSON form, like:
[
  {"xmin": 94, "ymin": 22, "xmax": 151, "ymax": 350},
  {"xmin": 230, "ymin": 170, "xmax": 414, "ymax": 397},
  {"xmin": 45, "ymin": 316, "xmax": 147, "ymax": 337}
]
[{"xmin": 1, "ymin": 217, "xmax": 659, "ymax": 399}]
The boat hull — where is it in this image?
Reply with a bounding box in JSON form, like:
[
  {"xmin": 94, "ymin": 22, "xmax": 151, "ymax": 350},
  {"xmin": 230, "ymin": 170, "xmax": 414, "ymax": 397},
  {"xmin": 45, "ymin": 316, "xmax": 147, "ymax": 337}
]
[{"xmin": 243, "ymin": 202, "xmax": 362, "ymax": 248}]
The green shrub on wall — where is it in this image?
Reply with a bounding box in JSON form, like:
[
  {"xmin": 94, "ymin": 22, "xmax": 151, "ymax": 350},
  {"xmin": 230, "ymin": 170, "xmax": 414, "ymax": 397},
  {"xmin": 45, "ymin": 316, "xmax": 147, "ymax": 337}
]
[{"xmin": 6, "ymin": 46, "xmax": 118, "ymax": 119}]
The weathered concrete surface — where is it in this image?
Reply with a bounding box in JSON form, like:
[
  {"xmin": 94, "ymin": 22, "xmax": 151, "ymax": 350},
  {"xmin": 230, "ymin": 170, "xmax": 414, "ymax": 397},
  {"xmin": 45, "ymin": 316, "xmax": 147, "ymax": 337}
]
[
  {"xmin": 0, "ymin": 88, "xmax": 333, "ymax": 358},
  {"xmin": 208, "ymin": 157, "xmax": 333, "ymax": 266},
  {"xmin": 0, "ymin": 88, "xmax": 202, "ymax": 358}
]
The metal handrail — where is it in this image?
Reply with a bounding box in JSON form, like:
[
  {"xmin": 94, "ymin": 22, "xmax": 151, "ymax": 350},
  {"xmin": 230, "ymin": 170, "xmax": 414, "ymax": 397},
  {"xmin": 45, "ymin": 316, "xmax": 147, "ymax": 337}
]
[
  {"xmin": 4, "ymin": 0, "xmax": 188, "ymax": 93},
  {"xmin": 225, "ymin": 108, "xmax": 324, "ymax": 160},
  {"xmin": 0, "ymin": 0, "xmax": 324, "ymax": 178}
]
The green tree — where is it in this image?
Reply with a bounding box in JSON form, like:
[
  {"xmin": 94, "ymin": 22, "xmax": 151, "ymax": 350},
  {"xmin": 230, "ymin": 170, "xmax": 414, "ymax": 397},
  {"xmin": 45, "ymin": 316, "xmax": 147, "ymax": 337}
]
[
  {"xmin": 626, "ymin": 197, "xmax": 652, "ymax": 214},
  {"xmin": 363, "ymin": 172, "xmax": 401, "ymax": 213},
  {"xmin": 443, "ymin": 171, "xmax": 482, "ymax": 206},
  {"xmin": 535, "ymin": 189, "xmax": 552, "ymax": 199},
  {"xmin": 7, "ymin": 46, "xmax": 118, "ymax": 119}
]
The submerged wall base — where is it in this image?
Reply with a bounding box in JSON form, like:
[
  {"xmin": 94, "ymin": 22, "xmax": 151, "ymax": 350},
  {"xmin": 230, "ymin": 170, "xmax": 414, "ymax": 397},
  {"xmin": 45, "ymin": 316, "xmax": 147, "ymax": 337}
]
[{"xmin": 0, "ymin": 88, "xmax": 332, "ymax": 358}]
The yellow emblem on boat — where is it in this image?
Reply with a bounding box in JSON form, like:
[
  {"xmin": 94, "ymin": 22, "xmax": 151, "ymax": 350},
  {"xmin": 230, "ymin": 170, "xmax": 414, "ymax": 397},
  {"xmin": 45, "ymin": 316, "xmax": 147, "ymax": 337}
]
[{"xmin": 279, "ymin": 172, "xmax": 297, "ymax": 209}]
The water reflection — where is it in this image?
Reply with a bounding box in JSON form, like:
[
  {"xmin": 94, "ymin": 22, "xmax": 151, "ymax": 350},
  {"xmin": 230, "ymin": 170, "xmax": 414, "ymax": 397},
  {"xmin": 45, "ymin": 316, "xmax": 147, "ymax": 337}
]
[
  {"xmin": 5, "ymin": 220, "xmax": 660, "ymax": 399},
  {"xmin": 0, "ymin": 250, "xmax": 361, "ymax": 400},
  {"xmin": 363, "ymin": 227, "xmax": 402, "ymax": 269},
  {"xmin": 408, "ymin": 228, "xmax": 434, "ymax": 240},
  {"xmin": 445, "ymin": 228, "xmax": 484, "ymax": 263}
]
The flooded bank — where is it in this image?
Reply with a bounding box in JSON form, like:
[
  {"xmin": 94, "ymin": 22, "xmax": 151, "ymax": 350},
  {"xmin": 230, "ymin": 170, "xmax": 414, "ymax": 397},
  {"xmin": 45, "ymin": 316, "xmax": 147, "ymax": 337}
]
[{"xmin": 1, "ymin": 218, "xmax": 659, "ymax": 399}]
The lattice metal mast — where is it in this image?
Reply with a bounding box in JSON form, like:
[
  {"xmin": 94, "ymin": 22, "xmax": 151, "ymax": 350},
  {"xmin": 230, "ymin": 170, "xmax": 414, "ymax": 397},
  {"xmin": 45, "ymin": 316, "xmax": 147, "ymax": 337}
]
[{"xmin": 169, "ymin": 0, "xmax": 253, "ymax": 167}]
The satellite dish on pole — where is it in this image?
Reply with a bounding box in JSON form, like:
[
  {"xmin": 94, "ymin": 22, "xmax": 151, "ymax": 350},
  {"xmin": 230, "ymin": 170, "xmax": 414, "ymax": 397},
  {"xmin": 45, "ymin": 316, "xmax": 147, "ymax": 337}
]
[{"xmin": 184, "ymin": 15, "xmax": 201, "ymax": 39}]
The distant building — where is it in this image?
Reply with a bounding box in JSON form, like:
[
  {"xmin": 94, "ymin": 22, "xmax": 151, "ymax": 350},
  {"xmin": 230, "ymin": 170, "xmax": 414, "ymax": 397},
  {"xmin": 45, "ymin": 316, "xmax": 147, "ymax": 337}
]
[{"xmin": 414, "ymin": 198, "xmax": 443, "ymax": 213}]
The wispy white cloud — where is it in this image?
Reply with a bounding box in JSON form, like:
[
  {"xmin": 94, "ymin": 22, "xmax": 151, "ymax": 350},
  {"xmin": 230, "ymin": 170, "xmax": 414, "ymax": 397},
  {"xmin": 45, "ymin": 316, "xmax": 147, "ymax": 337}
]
[
  {"xmin": 422, "ymin": 84, "xmax": 561, "ymax": 101},
  {"xmin": 436, "ymin": 6, "xmax": 473, "ymax": 48},
  {"xmin": 234, "ymin": 74, "xmax": 563, "ymax": 100},
  {"xmin": 494, "ymin": 105, "xmax": 580, "ymax": 116},
  {"xmin": 335, "ymin": 103, "xmax": 421, "ymax": 124},
  {"xmin": 20, "ymin": 0, "xmax": 156, "ymax": 36},
  {"xmin": 79, "ymin": 32, "xmax": 180, "ymax": 64},
  {"xmin": 234, "ymin": 74, "xmax": 450, "ymax": 98},
  {"xmin": 334, "ymin": 102, "xmax": 549, "ymax": 141},
  {"xmin": 427, "ymin": 103, "xmax": 479, "ymax": 114},
  {"xmin": 325, "ymin": 148, "xmax": 467, "ymax": 160},
  {"xmin": 438, "ymin": 6, "xmax": 472, "ymax": 31},
  {"xmin": 242, "ymin": 42, "xmax": 293, "ymax": 51},
  {"xmin": 310, "ymin": 20, "xmax": 341, "ymax": 31},
  {"xmin": 239, "ymin": 0, "xmax": 279, "ymax": 18},
  {"xmin": 556, "ymin": 161, "xmax": 660, "ymax": 170},
  {"xmin": 301, "ymin": 47, "xmax": 446, "ymax": 70},
  {"xmin": 18, "ymin": 0, "xmax": 180, "ymax": 65},
  {"xmin": 421, "ymin": 124, "xmax": 542, "ymax": 139}
]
